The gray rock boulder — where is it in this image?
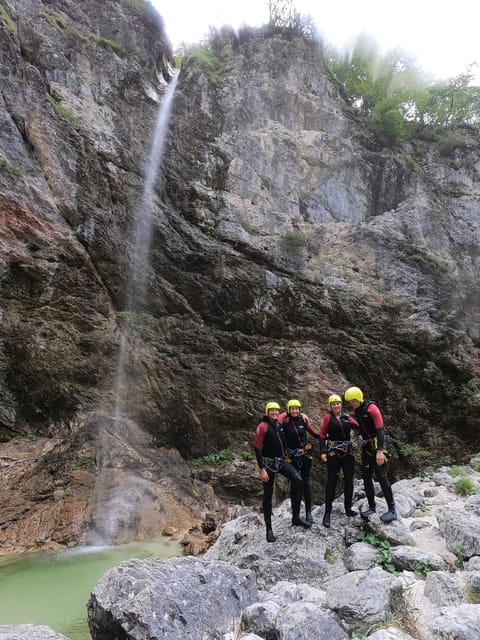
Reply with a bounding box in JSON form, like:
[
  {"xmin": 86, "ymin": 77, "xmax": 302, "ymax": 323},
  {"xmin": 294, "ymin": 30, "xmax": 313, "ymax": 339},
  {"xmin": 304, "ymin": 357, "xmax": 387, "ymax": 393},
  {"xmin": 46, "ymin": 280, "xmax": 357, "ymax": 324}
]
[
  {"xmin": 0, "ymin": 626, "xmax": 69, "ymax": 640},
  {"xmin": 87, "ymin": 556, "xmax": 257, "ymax": 640},
  {"xmin": 204, "ymin": 507, "xmax": 349, "ymax": 589},
  {"xmin": 425, "ymin": 603, "xmax": 480, "ymax": 639},
  {"xmin": 325, "ymin": 567, "xmax": 403, "ymax": 625},
  {"xmin": 437, "ymin": 507, "xmax": 480, "ymax": 558}
]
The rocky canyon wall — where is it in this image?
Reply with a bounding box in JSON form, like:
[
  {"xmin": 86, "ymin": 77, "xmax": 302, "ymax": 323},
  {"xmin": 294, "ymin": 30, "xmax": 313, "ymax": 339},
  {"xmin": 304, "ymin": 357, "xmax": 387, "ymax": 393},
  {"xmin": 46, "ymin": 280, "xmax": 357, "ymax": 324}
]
[{"xmin": 0, "ymin": 0, "xmax": 479, "ymax": 551}]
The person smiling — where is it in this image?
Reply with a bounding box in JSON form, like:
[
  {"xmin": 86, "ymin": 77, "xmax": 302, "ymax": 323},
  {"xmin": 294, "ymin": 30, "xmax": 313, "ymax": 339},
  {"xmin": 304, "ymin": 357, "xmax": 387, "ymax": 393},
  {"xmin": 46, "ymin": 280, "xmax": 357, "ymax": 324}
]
[
  {"xmin": 319, "ymin": 394, "xmax": 359, "ymax": 527},
  {"xmin": 278, "ymin": 399, "xmax": 320, "ymax": 524},
  {"xmin": 344, "ymin": 386, "xmax": 397, "ymax": 523},
  {"xmin": 254, "ymin": 401, "xmax": 311, "ymax": 542}
]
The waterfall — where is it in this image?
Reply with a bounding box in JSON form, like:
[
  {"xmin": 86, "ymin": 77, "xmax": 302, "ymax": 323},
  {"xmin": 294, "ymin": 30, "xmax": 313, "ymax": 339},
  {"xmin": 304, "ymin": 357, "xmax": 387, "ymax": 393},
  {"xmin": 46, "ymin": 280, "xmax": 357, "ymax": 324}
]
[
  {"xmin": 114, "ymin": 70, "xmax": 179, "ymax": 424},
  {"xmin": 91, "ymin": 71, "xmax": 179, "ymax": 545},
  {"xmin": 126, "ymin": 69, "xmax": 179, "ymax": 310}
]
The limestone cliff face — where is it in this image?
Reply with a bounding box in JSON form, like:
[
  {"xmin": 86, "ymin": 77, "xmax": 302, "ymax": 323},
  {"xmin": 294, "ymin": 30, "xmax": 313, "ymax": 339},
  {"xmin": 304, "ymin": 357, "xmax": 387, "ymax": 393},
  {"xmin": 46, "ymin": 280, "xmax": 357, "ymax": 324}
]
[{"xmin": 0, "ymin": 2, "xmax": 479, "ymax": 551}]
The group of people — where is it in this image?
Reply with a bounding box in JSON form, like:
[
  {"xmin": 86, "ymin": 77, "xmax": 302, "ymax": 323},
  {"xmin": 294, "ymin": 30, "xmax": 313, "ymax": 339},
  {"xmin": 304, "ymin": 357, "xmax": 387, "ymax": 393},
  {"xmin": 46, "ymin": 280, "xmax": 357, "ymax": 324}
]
[{"xmin": 254, "ymin": 387, "xmax": 397, "ymax": 542}]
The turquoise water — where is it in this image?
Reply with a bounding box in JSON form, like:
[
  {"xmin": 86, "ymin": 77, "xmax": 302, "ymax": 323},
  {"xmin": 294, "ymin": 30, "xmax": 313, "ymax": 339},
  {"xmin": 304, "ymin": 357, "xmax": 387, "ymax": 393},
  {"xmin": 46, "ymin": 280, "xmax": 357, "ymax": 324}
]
[{"xmin": 0, "ymin": 539, "xmax": 182, "ymax": 640}]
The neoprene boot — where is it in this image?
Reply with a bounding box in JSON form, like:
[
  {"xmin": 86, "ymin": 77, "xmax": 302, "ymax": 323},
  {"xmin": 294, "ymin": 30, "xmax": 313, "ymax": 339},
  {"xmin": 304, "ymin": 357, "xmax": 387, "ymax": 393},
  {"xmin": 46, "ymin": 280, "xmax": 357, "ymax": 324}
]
[
  {"xmin": 322, "ymin": 510, "xmax": 331, "ymax": 528},
  {"xmin": 380, "ymin": 504, "xmax": 397, "ymax": 523},
  {"xmin": 360, "ymin": 506, "xmax": 376, "ymax": 518},
  {"xmin": 292, "ymin": 515, "xmax": 312, "ymax": 528},
  {"xmin": 306, "ymin": 511, "xmax": 313, "ymax": 524},
  {"xmin": 345, "ymin": 507, "xmax": 358, "ymax": 517},
  {"xmin": 266, "ymin": 528, "xmax": 276, "ymax": 542}
]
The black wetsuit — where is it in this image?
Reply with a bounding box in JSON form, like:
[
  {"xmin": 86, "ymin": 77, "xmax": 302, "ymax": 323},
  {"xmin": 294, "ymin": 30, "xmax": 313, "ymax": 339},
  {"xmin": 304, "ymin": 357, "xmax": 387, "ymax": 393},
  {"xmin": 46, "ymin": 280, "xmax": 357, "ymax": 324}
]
[
  {"xmin": 320, "ymin": 411, "xmax": 357, "ymax": 514},
  {"xmin": 254, "ymin": 416, "xmax": 304, "ymax": 529},
  {"xmin": 281, "ymin": 412, "xmax": 319, "ymax": 516},
  {"xmin": 353, "ymin": 400, "xmax": 394, "ymax": 511}
]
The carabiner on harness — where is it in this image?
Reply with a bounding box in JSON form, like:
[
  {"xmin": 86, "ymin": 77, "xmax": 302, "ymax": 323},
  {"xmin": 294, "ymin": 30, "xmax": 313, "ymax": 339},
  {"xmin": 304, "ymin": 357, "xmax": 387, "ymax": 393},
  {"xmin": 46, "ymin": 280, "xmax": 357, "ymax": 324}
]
[{"xmin": 263, "ymin": 456, "xmax": 284, "ymax": 474}]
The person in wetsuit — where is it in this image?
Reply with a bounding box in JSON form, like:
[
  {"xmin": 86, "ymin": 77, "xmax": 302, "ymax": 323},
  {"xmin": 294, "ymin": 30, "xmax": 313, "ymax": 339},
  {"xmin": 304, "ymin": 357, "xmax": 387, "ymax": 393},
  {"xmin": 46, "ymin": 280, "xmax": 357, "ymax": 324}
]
[
  {"xmin": 344, "ymin": 386, "xmax": 397, "ymax": 523},
  {"xmin": 254, "ymin": 401, "xmax": 311, "ymax": 542},
  {"xmin": 279, "ymin": 399, "xmax": 320, "ymax": 524},
  {"xmin": 319, "ymin": 394, "xmax": 359, "ymax": 527}
]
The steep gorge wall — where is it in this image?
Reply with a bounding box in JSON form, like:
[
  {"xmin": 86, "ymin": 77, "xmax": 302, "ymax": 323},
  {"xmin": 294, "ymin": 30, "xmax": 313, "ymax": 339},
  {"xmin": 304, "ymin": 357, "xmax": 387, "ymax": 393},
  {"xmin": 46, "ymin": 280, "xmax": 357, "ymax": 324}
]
[{"xmin": 0, "ymin": 1, "xmax": 479, "ymax": 551}]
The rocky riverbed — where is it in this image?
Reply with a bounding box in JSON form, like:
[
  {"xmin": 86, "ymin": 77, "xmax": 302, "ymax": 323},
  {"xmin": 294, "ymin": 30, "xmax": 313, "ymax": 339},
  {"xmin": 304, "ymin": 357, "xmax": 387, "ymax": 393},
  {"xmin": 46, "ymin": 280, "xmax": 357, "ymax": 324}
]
[{"xmin": 3, "ymin": 457, "xmax": 480, "ymax": 639}]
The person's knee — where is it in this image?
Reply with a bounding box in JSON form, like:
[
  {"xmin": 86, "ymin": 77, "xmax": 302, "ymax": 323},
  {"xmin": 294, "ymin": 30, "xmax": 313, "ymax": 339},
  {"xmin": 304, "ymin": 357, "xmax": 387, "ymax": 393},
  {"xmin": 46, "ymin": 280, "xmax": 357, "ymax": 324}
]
[{"xmin": 292, "ymin": 473, "xmax": 303, "ymax": 487}]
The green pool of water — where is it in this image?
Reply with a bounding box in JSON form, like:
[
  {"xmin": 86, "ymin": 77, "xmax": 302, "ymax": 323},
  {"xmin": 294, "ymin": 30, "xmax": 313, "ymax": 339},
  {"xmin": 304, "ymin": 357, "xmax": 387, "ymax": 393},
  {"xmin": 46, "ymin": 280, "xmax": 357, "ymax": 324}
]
[{"xmin": 0, "ymin": 539, "xmax": 182, "ymax": 639}]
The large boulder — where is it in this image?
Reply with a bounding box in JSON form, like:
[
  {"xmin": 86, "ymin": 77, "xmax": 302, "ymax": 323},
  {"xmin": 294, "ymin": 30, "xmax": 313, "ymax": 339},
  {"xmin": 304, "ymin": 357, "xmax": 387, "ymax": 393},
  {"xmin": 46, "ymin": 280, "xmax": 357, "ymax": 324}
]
[{"xmin": 87, "ymin": 556, "xmax": 258, "ymax": 640}]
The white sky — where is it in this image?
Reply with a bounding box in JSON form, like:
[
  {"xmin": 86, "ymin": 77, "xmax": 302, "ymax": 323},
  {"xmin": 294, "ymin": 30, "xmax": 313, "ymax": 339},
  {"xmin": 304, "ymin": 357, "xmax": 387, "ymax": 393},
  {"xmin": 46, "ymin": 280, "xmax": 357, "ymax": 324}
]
[{"xmin": 153, "ymin": 0, "xmax": 479, "ymax": 82}]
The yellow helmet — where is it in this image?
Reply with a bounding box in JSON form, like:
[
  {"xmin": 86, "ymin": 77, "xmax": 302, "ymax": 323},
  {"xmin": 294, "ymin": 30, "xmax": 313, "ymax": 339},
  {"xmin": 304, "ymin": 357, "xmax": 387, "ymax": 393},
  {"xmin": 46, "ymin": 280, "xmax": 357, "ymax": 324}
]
[
  {"xmin": 328, "ymin": 394, "xmax": 342, "ymax": 404},
  {"xmin": 287, "ymin": 399, "xmax": 302, "ymax": 411},
  {"xmin": 344, "ymin": 386, "xmax": 364, "ymax": 402},
  {"xmin": 265, "ymin": 401, "xmax": 281, "ymax": 414}
]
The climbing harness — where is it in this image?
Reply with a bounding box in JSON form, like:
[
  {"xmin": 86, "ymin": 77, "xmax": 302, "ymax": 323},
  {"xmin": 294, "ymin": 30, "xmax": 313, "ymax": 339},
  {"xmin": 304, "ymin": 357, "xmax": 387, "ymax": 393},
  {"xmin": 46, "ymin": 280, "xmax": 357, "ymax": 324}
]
[
  {"xmin": 263, "ymin": 456, "xmax": 284, "ymax": 474},
  {"xmin": 286, "ymin": 443, "xmax": 313, "ymax": 466},
  {"xmin": 362, "ymin": 437, "xmax": 389, "ymax": 461},
  {"xmin": 327, "ymin": 440, "xmax": 355, "ymax": 457}
]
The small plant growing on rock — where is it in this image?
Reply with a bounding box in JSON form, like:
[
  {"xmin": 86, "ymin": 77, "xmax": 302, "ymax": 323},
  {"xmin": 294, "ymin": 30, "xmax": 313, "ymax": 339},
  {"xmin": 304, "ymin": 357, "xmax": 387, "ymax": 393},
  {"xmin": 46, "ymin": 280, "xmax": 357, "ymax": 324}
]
[
  {"xmin": 410, "ymin": 559, "xmax": 443, "ymax": 579},
  {"xmin": 0, "ymin": 3, "xmax": 16, "ymax": 33},
  {"xmin": 46, "ymin": 94, "xmax": 76, "ymax": 125},
  {"xmin": 40, "ymin": 9, "xmax": 67, "ymax": 31},
  {"xmin": 455, "ymin": 477, "xmax": 480, "ymax": 496},
  {"xmin": 191, "ymin": 449, "xmax": 233, "ymax": 467},
  {"xmin": 453, "ymin": 543, "xmax": 464, "ymax": 569},
  {"xmin": 449, "ymin": 465, "xmax": 468, "ymax": 477},
  {"xmin": 357, "ymin": 531, "xmax": 397, "ymax": 574},
  {"xmin": 462, "ymin": 585, "xmax": 480, "ymax": 604},
  {"xmin": 187, "ymin": 47, "xmax": 226, "ymax": 84},
  {"xmin": 0, "ymin": 158, "xmax": 22, "ymax": 178}
]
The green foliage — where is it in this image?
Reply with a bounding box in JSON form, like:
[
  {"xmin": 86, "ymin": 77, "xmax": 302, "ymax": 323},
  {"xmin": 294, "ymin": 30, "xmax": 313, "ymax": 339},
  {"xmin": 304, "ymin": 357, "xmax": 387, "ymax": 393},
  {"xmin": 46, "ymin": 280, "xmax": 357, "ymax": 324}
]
[
  {"xmin": 410, "ymin": 559, "xmax": 442, "ymax": 579},
  {"xmin": 453, "ymin": 543, "xmax": 464, "ymax": 569},
  {"xmin": 40, "ymin": 9, "xmax": 67, "ymax": 31},
  {"xmin": 187, "ymin": 47, "xmax": 225, "ymax": 84},
  {"xmin": 357, "ymin": 531, "xmax": 397, "ymax": 574},
  {"xmin": 471, "ymin": 456, "xmax": 480, "ymax": 472},
  {"xmin": 436, "ymin": 132, "xmax": 468, "ymax": 156},
  {"xmin": 459, "ymin": 378, "xmax": 480, "ymax": 397},
  {"xmin": 324, "ymin": 548, "xmax": 336, "ymax": 564},
  {"xmin": 191, "ymin": 449, "xmax": 233, "ymax": 467},
  {"xmin": 396, "ymin": 441, "xmax": 432, "ymax": 465},
  {"xmin": 0, "ymin": 434, "xmax": 13, "ymax": 443},
  {"xmin": 328, "ymin": 36, "xmax": 480, "ymax": 143},
  {"xmin": 0, "ymin": 158, "xmax": 22, "ymax": 178},
  {"xmin": 93, "ymin": 35, "xmax": 126, "ymax": 55},
  {"xmin": 282, "ymin": 231, "xmax": 307, "ymax": 250},
  {"xmin": 0, "ymin": 3, "xmax": 16, "ymax": 33},
  {"xmin": 455, "ymin": 477, "xmax": 480, "ymax": 496},
  {"xmin": 267, "ymin": 0, "xmax": 316, "ymax": 39},
  {"xmin": 241, "ymin": 451, "xmax": 254, "ymax": 461},
  {"xmin": 419, "ymin": 470, "xmax": 433, "ymax": 480},
  {"xmin": 462, "ymin": 585, "xmax": 480, "ymax": 604},
  {"xmin": 46, "ymin": 94, "xmax": 76, "ymax": 125},
  {"xmin": 449, "ymin": 465, "xmax": 468, "ymax": 478}
]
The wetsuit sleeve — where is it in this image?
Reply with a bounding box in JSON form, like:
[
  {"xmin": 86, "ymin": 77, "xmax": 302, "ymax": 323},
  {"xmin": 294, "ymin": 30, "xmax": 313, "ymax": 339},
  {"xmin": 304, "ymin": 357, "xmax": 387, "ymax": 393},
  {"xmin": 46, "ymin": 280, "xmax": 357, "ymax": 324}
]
[
  {"xmin": 303, "ymin": 414, "xmax": 320, "ymax": 439},
  {"xmin": 367, "ymin": 404, "xmax": 385, "ymax": 449},
  {"xmin": 348, "ymin": 416, "xmax": 359, "ymax": 429},
  {"xmin": 254, "ymin": 421, "xmax": 268, "ymax": 468},
  {"xmin": 319, "ymin": 414, "xmax": 330, "ymax": 453}
]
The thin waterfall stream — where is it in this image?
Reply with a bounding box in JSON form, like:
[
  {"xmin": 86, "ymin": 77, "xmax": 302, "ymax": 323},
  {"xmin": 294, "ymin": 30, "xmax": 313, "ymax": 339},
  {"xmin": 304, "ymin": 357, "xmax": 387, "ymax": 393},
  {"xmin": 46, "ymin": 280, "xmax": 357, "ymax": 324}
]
[
  {"xmin": 91, "ymin": 70, "xmax": 180, "ymax": 545},
  {"xmin": 0, "ymin": 72, "xmax": 182, "ymax": 640},
  {"xmin": 115, "ymin": 69, "xmax": 179, "ymax": 422}
]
